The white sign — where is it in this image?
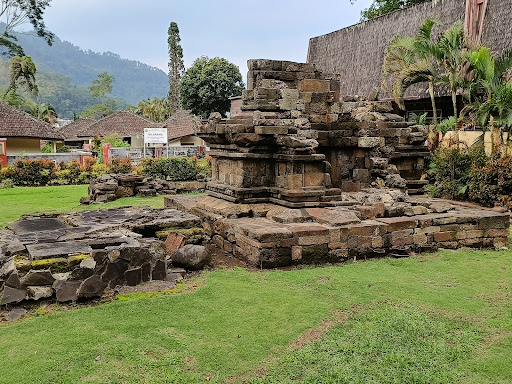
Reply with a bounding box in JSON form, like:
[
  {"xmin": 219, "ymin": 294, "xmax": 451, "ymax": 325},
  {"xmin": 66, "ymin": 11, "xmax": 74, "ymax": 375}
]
[{"xmin": 144, "ymin": 128, "xmax": 168, "ymax": 144}]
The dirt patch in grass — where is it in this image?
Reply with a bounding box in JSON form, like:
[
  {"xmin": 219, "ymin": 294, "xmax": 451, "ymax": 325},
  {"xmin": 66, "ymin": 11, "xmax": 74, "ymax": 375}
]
[{"xmin": 290, "ymin": 309, "xmax": 350, "ymax": 350}]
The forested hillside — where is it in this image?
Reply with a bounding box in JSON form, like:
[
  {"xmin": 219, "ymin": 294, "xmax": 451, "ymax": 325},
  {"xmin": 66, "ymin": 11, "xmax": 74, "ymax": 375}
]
[{"xmin": 0, "ymin": 24, "xmax": 169, "ymax": 118}]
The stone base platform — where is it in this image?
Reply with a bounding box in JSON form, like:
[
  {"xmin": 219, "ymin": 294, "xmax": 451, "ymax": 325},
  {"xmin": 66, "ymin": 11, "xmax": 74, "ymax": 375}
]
[{"xmin": 165, "ymin": 191, "xmax": 510, "ymax": 268}]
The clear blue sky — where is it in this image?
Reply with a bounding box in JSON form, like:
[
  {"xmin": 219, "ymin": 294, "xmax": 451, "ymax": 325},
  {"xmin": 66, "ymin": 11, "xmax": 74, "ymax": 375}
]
[{"xmin": 42, "ymin": 0, "xmax": 373, "ymax": 74}]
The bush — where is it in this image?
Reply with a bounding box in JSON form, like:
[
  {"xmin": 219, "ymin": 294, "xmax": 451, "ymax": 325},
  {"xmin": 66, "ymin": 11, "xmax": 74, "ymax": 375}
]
[
  {"xmin": 108, "ymin": 157, "xmax": 133, "ymax": 174},
  {"xmin": 7, "ymin": 159, "xmax": 57, "ymax": 186},
  {"xmin": 141, "ymin": 157, "xmax": 198, "ymax": 181},
  {"xmin": 427, "ymin": 145, "xmax": 487, "ymax": 199},
  {"xmin": 468, "ymin": 156, "xmax": 512, "ymax": 208}
]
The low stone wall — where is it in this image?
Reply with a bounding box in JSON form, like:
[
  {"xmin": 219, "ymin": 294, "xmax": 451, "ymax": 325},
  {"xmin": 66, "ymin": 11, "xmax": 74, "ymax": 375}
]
[
  {"xmin": 0, "ymin": 207, "xmax": 203, "ymax": 305},
  {"xmin": 167, "ymin": 192, "xmax": 510, "ymax": 268},
  {"xmin": 81, "ymin": 174, "xmax": 206, "ymax": 204}
]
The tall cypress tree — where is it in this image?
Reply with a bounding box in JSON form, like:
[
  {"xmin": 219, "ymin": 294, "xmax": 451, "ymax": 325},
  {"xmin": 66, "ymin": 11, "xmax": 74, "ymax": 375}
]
[{"xmin": 167, "ymin": 22, "xmax": 184, "ymax": 115}]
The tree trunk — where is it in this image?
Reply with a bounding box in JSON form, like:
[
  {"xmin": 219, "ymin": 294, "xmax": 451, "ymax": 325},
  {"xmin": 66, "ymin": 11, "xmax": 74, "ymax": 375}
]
[{"xmin": 428, "ymin": 80, "xmax": 438, "ymax": 125}]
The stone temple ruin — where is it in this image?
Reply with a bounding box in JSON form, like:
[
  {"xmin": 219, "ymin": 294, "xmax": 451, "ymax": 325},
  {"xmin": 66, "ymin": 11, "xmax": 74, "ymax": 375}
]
[
  {"xmin": 166, "ymin": 59, "xmax": 510, "ymax": 267},
  {"xmin": 0, "ymin": 59, "xmax": 510, "ymax": 308}
]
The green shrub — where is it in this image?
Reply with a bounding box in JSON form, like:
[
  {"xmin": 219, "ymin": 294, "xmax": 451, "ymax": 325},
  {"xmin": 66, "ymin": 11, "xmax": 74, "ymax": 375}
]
[
  {"xmin": 41, "ymin": 143, "xmax": 52, "ymax": 153},
  {"xmin": 8, "ymin": 159, "xmax": 57, "ymax": 186},
  {"xmin": 141, "ymin": 157, "xmax": 198, "ymax": 181},
  {"xmin": 427, "ymin": 145, "xmax": 487, "ymax": 200},
  {"xmin": 56, "ymin": 145, "xmax": 71, "ymax": 153},
  {"xmin": 108, "ymin": 157, "xmax": 133, "ymax": 174},
  {"xmin": 468, "ymin": 155, "xmax": 512, "ymax": 208}
]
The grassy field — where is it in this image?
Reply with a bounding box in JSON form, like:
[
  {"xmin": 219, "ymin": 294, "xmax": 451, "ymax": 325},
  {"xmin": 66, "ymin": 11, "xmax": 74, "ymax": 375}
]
[
  {"xmin": 0, "ymin": 251, "xmax": 510, "ymax": 383},
  {"xmin": 0, "ymin": 185, "xmax": 166, "ymax": 227},
  {"xmin": 0, "ymin": 186, "xmax": 511, "ymax": 383}
]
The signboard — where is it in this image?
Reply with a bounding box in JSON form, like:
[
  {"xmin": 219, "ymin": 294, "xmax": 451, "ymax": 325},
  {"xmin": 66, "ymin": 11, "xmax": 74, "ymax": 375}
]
[{"xmin": 144, "ymin": 128, "xmax": 168, "ymax": 144}]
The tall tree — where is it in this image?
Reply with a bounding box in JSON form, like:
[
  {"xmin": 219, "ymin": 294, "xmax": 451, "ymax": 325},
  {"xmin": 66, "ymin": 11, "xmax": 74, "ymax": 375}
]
[
  {"xmin": 180, "ymin": 56, "xmax": 244, "ymax": 118},
  {"xmin": 21, "ymin": 98, "xmax": 57, "ymax": 124},
  {"xmin": 2, "ymin": 54, "xmax": 37, "ymax": 99},
  {"xmin": 167, "ymin": 22, "xmax": 184, "ymax": 115},
  {"xmin": 0, "ymin": 0, "xmax": 54, "ymax": 57},
  {"xmin": 88, "ymin": 71, "xmax": 114, "ymax": 102}
]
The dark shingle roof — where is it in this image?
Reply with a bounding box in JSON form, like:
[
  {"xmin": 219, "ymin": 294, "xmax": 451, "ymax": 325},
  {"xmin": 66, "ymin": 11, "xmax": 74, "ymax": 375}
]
[
  {"xmin": 0, "ymin": 102, "xmax": 63, "ymax": 140},
  {"xmin": 77, "ymin": 111, "xmax": 154, "ymax": 138},
  {"xmin": 160, "ymin": 110, "xmax": 200, "ymax": 141},
  {"xmin": 60, "ymin": 118, "xmax": 96, "ymax": 140}
]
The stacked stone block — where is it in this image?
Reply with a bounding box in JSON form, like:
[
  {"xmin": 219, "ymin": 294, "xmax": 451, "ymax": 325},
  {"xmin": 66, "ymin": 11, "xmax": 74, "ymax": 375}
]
[{"xmin": 199, "ymin": 59, "xmax": 429, "ymax": 207}]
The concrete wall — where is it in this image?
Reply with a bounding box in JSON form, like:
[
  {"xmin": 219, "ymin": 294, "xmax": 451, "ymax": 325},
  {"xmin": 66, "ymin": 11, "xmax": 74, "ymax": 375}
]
[{"xmin": 7, "ymin": 152, "xmax": 87, "ymax": 165}]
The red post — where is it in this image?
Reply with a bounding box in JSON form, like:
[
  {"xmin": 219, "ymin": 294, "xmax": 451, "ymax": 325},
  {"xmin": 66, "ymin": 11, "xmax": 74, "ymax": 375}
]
[
  {"xmin": 0, "ymin": 138, "xmax": 7, "ymax": 167},
  {"xmin": 102, "ymin": 143, "xmax": 111, "ymax": 164}
]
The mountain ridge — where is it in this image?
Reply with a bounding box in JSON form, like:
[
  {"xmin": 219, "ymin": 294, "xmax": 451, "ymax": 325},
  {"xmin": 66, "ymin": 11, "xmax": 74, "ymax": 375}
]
[{"xmin": 0, "ymin": 23, "xmax": 169, "ymax": 118}]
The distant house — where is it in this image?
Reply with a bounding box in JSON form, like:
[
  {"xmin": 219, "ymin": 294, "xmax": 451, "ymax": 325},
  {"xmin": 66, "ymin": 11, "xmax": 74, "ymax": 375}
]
[
  {"xmin": 76, "ymin": 111, "xmax": 154, "ymax": 147},
  {"xmin": 160, "ymin": 110, "xmax": 203, "ymax": 147},
  {"xmin": 0, "ymin": 102, "xmax": 63, "ymax": 155},
  {"xmin": 60, "ymin": 117, "xmax": 96, "ymax": 148}
]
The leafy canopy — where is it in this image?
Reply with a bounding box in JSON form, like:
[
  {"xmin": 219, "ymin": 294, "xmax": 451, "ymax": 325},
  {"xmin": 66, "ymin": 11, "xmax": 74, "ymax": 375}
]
[
  {"xmin": 180, "ymin": 56, "xmax": 244, "ymax": 118},
  {"xmin": 360, "ymin": 0, "xmax": 429, "ymax": 21},
  {"xmin": 0, "ymin": 0, "xmax": 54, "ymax": 57}
]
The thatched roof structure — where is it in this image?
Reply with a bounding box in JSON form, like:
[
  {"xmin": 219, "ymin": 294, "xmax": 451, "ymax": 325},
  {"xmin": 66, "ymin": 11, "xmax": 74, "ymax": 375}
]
[
  {"xmin": 77, "ymin": 111, "xmax": 154, "ymax": 138},
  {"xmin": 0, "ymin": 102, "xmax": 62, "ymax": 140},
  {"xmin": 160, "ymin": 110, "xmax": 200, "ymax": 141},
  {"xmin": 60, "ymin": 118, "xmax": 96, "ymax": 140},
  {"xmin": 308, "ymin": 0, "xmax": 512, "ymax": 99}
]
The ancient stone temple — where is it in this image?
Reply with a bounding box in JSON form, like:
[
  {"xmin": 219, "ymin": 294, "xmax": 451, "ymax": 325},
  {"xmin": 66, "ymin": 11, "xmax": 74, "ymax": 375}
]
[
  {"xmin": 199, "ymin": 59, "xmax": 429, "ymax": 207},
  {"xmin": 166, "ymin": 59, "xmax": 510, "ymax": 268}
]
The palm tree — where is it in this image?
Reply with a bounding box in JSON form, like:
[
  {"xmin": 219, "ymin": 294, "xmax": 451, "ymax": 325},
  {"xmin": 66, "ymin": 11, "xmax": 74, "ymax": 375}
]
[
  {"xmin": 433, "ymin": 22, "xmax": 466, "ymax": 119},
  {"xmin": 467, "ymin": 47, "xmax": 512, "ymax": 154},
  {"xmin": 382, "ymin": 19, "xmax": 440, "ymax": 125},
  {"xmin": 21, "ymin": 99, "xmax": 58, "ymax": 125},
  {"xmin": 2, "ymin": 56, "xmax": 38, "ymax": 100},
  {"xmin": 136, "ymin": 98, "xmax": 170, "ymax": 122}
]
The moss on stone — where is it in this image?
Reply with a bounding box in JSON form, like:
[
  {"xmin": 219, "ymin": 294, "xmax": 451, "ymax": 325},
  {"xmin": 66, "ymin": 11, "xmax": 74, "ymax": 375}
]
[
  {"xmin": 67, "ymin": 254, "xmax": 90, "ymax": 267},
  {"xmin": 155, "ymin": 227, "xmax": 205, "ymax": 240}
]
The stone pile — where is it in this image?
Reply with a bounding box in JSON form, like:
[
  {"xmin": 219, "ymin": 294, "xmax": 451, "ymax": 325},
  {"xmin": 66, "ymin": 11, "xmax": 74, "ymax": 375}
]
[
  {"xmin": 198, "ymin": 59, "xmax": 429, "ymax": 207},
  {"xmin": 0, "ymin": 207, "xmax": 204, "ymax": 305},
  {"xmin": 167, "ymin": 194, "xmax": 510, "ymax": 268},
  {"xmin": 81, "ymin": 174, "xmax": 206, "ymax": 204}
]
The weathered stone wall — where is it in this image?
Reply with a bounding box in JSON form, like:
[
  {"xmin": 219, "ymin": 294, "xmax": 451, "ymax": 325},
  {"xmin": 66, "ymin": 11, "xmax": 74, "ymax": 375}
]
[{"xmin": 167, "ymin": 194, "xmax": 510, "ymax": 268}]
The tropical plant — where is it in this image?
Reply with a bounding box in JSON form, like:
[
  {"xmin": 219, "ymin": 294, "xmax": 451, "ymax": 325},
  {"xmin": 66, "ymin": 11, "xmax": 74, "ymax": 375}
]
[
  {"xmin": 382, "ymin": 19, "xmax": 440, "ymax": 125},
  {"xmin": 465, "ymin": 47, "xmax": 512, "ymax": 154},
  {"xmin": 21, "ymin": 98, "xmax": 57, "ymax": 124},
  {"xmin": 2, "ymin": 55, "xmax": 38, "ymax": 99},
  {"xmin": 180, "ymin": 56, "xmax": 244, "ymax": 118},
  {"xmin": 168, "ymin": 22, "xmax": 184, "ymax": 115},
  {"xmin": 408, "ymin": 112, "xmax": 428, "ymax": 125},
  {"xmin": 136, "ymin": 97, "xmax": 169, "ymax": 122}
]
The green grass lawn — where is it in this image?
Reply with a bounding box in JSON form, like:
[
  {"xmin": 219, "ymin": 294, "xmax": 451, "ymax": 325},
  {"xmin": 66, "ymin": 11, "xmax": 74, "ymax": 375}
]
[
  {"xmin": 0, "ymin": 185, "xmax": 165, "ymax": 228},
  {"xmin": 0, "ymin": 186, "xmax": 511, "ymax": 383},
  {"xmin": 0, "ymin": 251, "xmax": 510, "ymax": 383}
]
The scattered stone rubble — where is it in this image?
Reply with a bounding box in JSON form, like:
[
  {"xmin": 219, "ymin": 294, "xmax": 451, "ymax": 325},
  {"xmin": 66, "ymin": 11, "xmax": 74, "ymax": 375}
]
[
  {"xmin": 0, "ymin": 207, "xmax": 206, "ymax": 306},
  {"xmin": 81, "ymin": 174, "xmax": 205, "ymax": 204}
]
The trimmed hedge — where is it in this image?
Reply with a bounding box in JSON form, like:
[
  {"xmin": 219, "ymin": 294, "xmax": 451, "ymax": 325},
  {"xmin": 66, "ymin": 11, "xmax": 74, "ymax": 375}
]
[{"xmin": 140, "ymin": 157, "xmax": 198, "ymax": 181}]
